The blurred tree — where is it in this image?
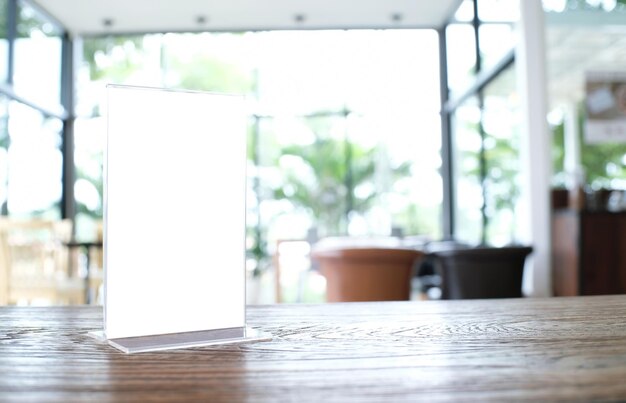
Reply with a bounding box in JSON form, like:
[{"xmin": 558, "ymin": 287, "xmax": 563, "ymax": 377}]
[
  {"xmin": 551, "ymin": 119, "xmax": 566, "ymax": 186},
  {"xmin": 82, "ymin": 36, "xmax": 144, "ymax": 82},
  {"xmin": 462, "ymin": 136, "xmax": 520, "ymax": 243},
  {"xmin": 167, "ymin": 54, "xmax": 253, "ymax": 94},
  {"xmin": 275, "ymin": 137, "xmax": 352, "ymax": 235},
  {"xmin": 576, "ymin": 102, "xmax": 626, "ymax": 188},
  {"xmin": 274, "ymin": 132, "xmax": 410, "ymax": 236},
  {"xmin": 0, "ymin": 0, "xmax": 7, "ymax": 40},
  {"xmin": 483, "ymin": 135, "xmax": 520, "ymax": 241}
]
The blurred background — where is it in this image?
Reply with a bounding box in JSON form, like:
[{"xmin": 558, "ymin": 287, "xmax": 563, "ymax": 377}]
[{"xmin": 3, "ymin": 0, "xmax": 626, "ymax": 305}]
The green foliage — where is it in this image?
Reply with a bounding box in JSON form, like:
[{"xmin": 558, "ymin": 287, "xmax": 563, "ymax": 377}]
[
  {"xmin": 82, "ymin": 36, "xmax": 144, "ymax": 82},
  {"xmin": 274, "ymin": 137, "xmax": 351, "ymax": 235},
  {"xmin": 273, "ymin": 131, "xmax": 410, "ymax": 236},
  {"xmin": 0, "ymin": 1, "xmax": 63, "ymax": 40},
  {"xmin": 0, "ymin": 0, "xmax": 6, "ymax": 39},
  {"xmin": 581, "ymin": 140, "xmax": 626, "ymax": 187},
  {"xmin": 393, "ymin": 203, "xmax": 440, "ymax": 237},
  {"xmin": 550, "ymin": 100, "xmax": 626, "ymax": 190},
  {"xmin": 578, "ymin": 98, "xmax": 626, "ymax": 186},
  {"xmin": 168, "ymin": 54, "xmax": 253, "ymax": 94},
  {"xmin": 246, "ymin": 225, "xmax": 269, "ymax": 277},
  {"xmin": 75, "ymin": 164, "xmax": 103, "ymax": 218},
  {"xmin": 551, "ymin": 120, "xmax": 566, "ymax": 183},
  {"xmin": 461, "ymin": 126, "xmax": 520, "ymax": 243},
  {"xmin": 483, "ymin": 136, "xmax": 520, "ymax": 213}
]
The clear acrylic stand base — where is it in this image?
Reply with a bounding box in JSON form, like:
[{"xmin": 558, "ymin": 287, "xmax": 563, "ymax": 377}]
[{"xmin": 89, "ymin": 327, "xmax": 272, "ymax": 354}]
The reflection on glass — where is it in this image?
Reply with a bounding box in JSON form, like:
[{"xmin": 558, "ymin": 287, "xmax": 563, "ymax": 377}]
[
  {"xmin": 7, "ymin": 101, "xmax": 62, "ymax": 218},
  {"xmin": 13, "ymin": 0, "xmax": 62, "ymax": 110}
]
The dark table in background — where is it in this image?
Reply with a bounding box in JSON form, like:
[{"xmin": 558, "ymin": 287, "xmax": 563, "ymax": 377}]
[{"xmin": 2, "ymin": 296, "xmax": 626, "ymax": 401}]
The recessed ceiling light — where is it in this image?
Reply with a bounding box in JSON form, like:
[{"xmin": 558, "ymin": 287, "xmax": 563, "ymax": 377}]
[
  {"xmin": 103, "ymin": 18, "xmax": 114, "ymax": 28},
  {"xmin": 294, "ymin": 14, "xmax": 306, "ymax": 23},
  {"xmin": 391, "ymin": 13, "xmax": 403, "ymax": 23}
]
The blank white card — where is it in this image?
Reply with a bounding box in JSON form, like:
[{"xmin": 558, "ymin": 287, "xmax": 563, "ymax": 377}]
[{"xmin": 105, "ymin": 86, "xmax": 246, "ymax": 339}]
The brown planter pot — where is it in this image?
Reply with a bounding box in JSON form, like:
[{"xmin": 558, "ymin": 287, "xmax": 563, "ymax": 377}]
[{"xmin": 311, "ymin": 247, "xmax": 424, "ymax": 302}]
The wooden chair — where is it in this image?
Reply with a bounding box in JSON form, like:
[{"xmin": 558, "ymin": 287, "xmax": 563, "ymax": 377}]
[
  {"xmin": 0, "ymin": 218, "xmax": 84, "ymax": 305},
  {"xmin": 428, "ymin": 246, "xmax": 533, "ymax": 299}
]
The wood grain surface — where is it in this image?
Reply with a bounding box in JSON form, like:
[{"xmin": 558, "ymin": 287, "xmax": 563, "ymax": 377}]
[{"xmin": 2, "ymin": 296, "xmax": 626, "ymax": 402}]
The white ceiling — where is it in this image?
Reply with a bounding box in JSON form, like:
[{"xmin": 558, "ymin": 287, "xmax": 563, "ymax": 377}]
[
  {"xmin": 546, "ymin": 10, "xmax": 626, "ymax": 108},
  {"xmin": 32, "ymin": 0, "xmax": 462, "ymax": 36}
]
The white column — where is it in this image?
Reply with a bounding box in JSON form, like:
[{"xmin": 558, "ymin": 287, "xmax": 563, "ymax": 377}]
[
  {"xmin": 563, "ymin": 103, "xmax": 581, "ymax": 175},
  {"xmin": 517, "ymin": 0, "xmax": 552, "ymax": 297},
  {"xmin": 563, "ymin": 103, "xmax": 585, "ymax": 190}
]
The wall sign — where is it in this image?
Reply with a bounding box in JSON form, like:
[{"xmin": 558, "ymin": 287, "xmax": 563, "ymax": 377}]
[{"xmin": 585, "ymin": 71, "xmax": 626, "ymax": 144}]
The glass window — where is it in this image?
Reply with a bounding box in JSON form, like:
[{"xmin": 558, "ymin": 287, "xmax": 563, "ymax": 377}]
[
  {"xmin": 452, "ymin": 96, "xmax": 483, "ymax": 244},
  {"xmin": 253, "ymin": 31, "xmax": 348, "ymax": 115},
  {"xmin": 479, "ymin": 23, "xmax": 515, "ymax": 72},
  {"xmin": 453, "ymin": 0, "xmax": 475, "ymax": 22},
  {"xmin": 449, "ymin": 1, "xmax": 518, "ymax": 95},
  {"xmin": 161, "ymin": 32, "xmax": 254, "ymax": 94},
  {"xmin": 73, "ymin": 116, "xmax": 104, "ymax": 240},
  {"xmin": 446, "ymin": 23, "xmax": 477, "ymax": 98},
  {"xmin": 13, "ymin": 0, "xmax": 62, "ymax": 110},
  {"xmin": 6, "ymin": 100, "xmax": 63, "ymax": 218},
  {"xmin": 0, "ymin": 0, "xmax": 8, "ymax": 83},
  {"xmin": 452, "ymin": 63, "xmax": 522, "ymax": 246},
  {"xmin": 481, "ymin": 64, "xmax": 523, "ymax": 245},
  {"xmin": 257, "ymin": 113, "xmax": 349, "ymax": 239},
  {"xmin": 81, "ymin": 29, "xmax": 443, "ymax": 240},
  {"xmin": 476, "ymin": 1, "xmax": 517, "ymax": 73},
  {"xmin": 0, "ymin": 94, "xmax": 8, "ymax": 211},
  {"xmin": 74, "ymin": 34, "xmax": 157, "ymax": 239},
  {"xmin": 347, "ymin": 112, "xmax": 442, "ymax": 239},
  {"xmin": 478, "ymin": 0, "xmax": 520, "ymax": 22},
  {"xmin": 79, "ymin": 30, "xmax": 444, "ymax": 301}
]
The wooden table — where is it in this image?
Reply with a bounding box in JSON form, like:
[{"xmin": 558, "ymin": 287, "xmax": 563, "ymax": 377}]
[{"xmin": 2, "ymin": 296, "xmax": 626, "ymax": 401}]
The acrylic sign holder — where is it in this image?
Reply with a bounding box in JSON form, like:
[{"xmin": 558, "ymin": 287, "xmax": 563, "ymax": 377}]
[{"xmin": 92, "ymin": 85, "xmax": 270, "ymax": 353}]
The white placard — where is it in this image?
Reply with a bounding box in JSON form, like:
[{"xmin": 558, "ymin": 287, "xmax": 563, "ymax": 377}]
[{"xmin": 104, "ymin": 85, "xmax": 246, "ymax": 339}]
